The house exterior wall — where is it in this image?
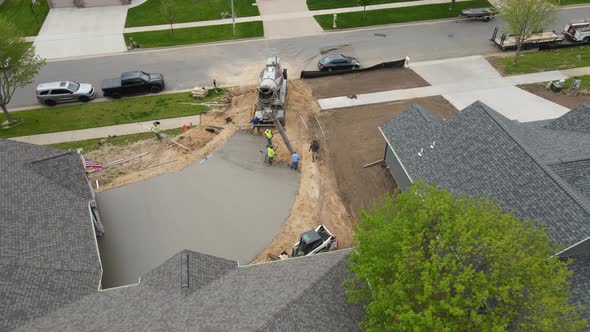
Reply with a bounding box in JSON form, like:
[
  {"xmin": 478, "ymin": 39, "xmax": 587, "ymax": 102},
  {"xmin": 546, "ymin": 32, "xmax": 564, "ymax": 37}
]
[{"xmin": 384, "ymin": 144, "xmax": 412, "ymax": 191}]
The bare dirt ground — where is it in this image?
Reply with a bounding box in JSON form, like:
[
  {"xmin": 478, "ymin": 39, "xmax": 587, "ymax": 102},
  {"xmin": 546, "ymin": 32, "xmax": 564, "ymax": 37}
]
[
  {"xmin": 88, "ymin": 87, "xmax": 257, "ymax": 191},
  {"xmin": 311, "ymin": 97, "xmax": 458, "ymax": 221},
  {"xmin": 302, "ymin": 68, "xmax": 429, "ymax": 98},
  {"xmin": 519, "ymin": 83, "xmax": 590, "ymax": 109},
  {"xmin": 86, "ymin": 71, "xmax": 456, "ymax": 265},
  {"xmin": 253, "ymin": 80, "xmax": 354, "ymax": 263}
]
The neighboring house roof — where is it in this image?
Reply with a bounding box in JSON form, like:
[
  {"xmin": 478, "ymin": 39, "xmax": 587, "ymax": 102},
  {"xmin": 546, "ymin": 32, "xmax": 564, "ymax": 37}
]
[
  {"xmin": 544, "ymin": 104, "xmax": 590, "ymax": 134},
  {"xmin": 0, "ymin": 139, "xmax": 102, "ymax": 332},
  {"xmin": 380, "ymin": 101, "xmax": 590, "ymax": 323},
  {"xmin": 20, "ymin": 249, "xmax": 364, "ymax": 332},
  {"xmin": 380, "ymin": 101, "xmax": 590, "ymax": 250},
  {"xmin": 566, "ymin": 241, "xmax": 590, "ymax": 321}
]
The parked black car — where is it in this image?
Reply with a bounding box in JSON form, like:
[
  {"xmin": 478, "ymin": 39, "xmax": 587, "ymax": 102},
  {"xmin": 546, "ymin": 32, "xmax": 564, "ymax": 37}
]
[
  {"xmin": 317, "ymin": 54, "xmax": 360, "ymax": 71},
  {"xmin": 102, "ymin": 71, "xmax": 165, "ymax": 99}
]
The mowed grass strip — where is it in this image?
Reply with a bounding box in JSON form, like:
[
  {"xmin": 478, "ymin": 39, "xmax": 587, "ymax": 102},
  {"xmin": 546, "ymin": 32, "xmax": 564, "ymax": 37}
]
[
  {"xmin": 0, "ymin": 0, "xmax": 49, "ymax": 36},
  {"xmin": 314, "ymin": 0, "xmax": 492, "ymax": 30},
  {"xmin": 49, "ymin": 128, "xmax": 186, "ymax": 152},
  {"xmin": 307, "ymin": 0, "xmax": 419, "ymax": 10},
  {"xmin": 124, "ymin": 22, "xmax": 263, "ymax": 48},
  {"xmin": 125, "ymin": 0, "xmax": 259, "ymax": 27},
  {"xmin": 550, "ymin": 0, "xmax": 590, "ymax": 5},
  {"xmin": 0, "ymin": 90, "xmax": 226, "ymax": 138},
  {"xmin": 491, "ymin": 46, "xmax": 590, "ymax": 75}
]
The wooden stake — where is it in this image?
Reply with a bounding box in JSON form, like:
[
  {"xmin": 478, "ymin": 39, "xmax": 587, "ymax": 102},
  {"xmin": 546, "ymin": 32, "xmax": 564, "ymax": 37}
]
[
  {"xmin": 313, "ymin": 112, "xmax": 327, "ymax": 141},
  {"xmin": 299, "ymin": 114, "xmax": 309, "ymax": 131},
  {"xmin": 363, "ymin": 159, "xmax": 384, "ymax": 168}
]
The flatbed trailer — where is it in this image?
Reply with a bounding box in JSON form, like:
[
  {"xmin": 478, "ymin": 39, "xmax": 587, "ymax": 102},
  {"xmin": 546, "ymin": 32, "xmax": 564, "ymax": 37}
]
[{"xmin": 491, "ymin": 27, "xmax": 563, "ymax": 51}]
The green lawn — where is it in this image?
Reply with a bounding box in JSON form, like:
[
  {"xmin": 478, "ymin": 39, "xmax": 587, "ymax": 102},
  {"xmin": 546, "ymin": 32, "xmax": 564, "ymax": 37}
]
[
  {"xmin": 314, "ymin": 0, "xmax": 492, "ymax": 30},
  {"xmin": 125, "ymin": 0, "xmax": 259, "ymax": 27},
  {"xmin": 564, "ymin": 75, "xmax": 590, "ymax": 91},
  {"xmin": 491, "ymin": 46, "xmax": 590, "ymax": 75},
  {"xmin": 0, "ymin": 90, "xmax": 226, "ymax": 138},
  {"xmin": 124, "ymin": 21, "xmax": 263, "ymax": 48},
  {"xmin": 0, "ymin": 0, "xmax": 49, "ymax": 36},
  {"xmin": 49, "ymin": 127, "xmax": 186, "ymax": 152},
  {"xmin": 550, "ymin": 0, "xmax": 590, "ymax": 5},
  {"xmin": 307, "ymin": 0, "xmax": 419, "ymax": 10}
]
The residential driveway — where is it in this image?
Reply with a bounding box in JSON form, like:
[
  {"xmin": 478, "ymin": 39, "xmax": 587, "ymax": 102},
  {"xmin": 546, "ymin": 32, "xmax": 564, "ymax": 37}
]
[
  {"xmin": 96, "ymin": 132, "xmax": 300, "ymax": 288},
  {"xmin": 256, "ymin": 0, "xmax": 322, "ymax": 39},
  {"xmin": 34, "ymin": 6, "xmax": 128, "ymax": 59},
  {"xmin": 410, "ymin": 56, "xmax": 570, "ymax": 122}
]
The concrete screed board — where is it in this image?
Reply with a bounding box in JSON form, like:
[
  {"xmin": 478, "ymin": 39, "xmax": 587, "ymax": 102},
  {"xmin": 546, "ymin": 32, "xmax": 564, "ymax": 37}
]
[{"xmin": 96, "ymin": 132, "xmax": 300, "ymax": 288}]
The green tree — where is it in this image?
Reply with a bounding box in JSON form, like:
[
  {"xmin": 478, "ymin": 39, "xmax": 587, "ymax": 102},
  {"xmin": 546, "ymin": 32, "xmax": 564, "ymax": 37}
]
[
  {"xmin": 346, "ymin": 182, "xmax": 586, "ymax": 331},
  {"xmin": 0, "ymin": 19, "xmax": 45, "ymax": 126},
  {"xmin": 160, "ymin": 0, "xmax": 177, "ymax": 35},
  {"xmin": 499, "ymin": 0, "xmax": 556, "ymax": 64}
]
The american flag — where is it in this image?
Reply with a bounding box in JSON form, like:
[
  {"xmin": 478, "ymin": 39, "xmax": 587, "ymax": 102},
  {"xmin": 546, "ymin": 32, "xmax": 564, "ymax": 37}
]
[{"xmin": 84, "ymin": 157, "xmax": 103, "ymax": 171}]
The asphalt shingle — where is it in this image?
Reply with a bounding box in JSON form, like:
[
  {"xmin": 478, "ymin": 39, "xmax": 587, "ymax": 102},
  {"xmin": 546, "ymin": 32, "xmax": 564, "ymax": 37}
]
[
  {"xmin": 20, "ymin": 249, "xmax": 363, "ymax": 331},
  {"xmin": 380, "ymin": 101, "xmax": 590, "ymax": 249},
  {"xmin": 0, "ymin": 139, "xmax": 101, "ymax": 331}
]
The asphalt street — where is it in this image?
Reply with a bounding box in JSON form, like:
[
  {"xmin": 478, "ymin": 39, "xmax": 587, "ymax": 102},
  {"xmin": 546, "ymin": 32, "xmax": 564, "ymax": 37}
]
[{"xmin": 11, "ymin": 6, "xmax": 590, "ymax": 108}]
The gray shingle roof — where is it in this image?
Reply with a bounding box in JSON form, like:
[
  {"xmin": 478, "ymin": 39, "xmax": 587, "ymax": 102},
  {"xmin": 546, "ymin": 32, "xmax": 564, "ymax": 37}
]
[
  {"xmin": 0, "ymin": 139, "xmax": 101, "ymax": 331},
  {"xmin": 380, "ymin": 101, "xmax": 590, "ymax": 249},
  {"xmin": 550, "ymin": 158, "xmax": 590, "ymax": 201},
  {"xmin": 566, "ymin": 253, "xmax": 590, "ymax": 321},
  {"xmin": 544, "ymin": 104, "xmax": 590, "ymax": 134},
  {"xmin": 19, "ymin": 249, "xmax": 363, "ymax": 332}
]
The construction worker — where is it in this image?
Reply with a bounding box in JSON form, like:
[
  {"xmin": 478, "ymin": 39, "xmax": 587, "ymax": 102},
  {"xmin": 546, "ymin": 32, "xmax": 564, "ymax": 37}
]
[
  {"xmin": 250, "ymin": 117, "xmax": 262, "ymax": 133},
  {"xmin": 151, "ymin": 121, "xmax": 162, "ymax": 141},
  {"xmin": 291, "ymin": 151, "xmax": 299, "ymax": 171},
  {"xmin": 267, "ymin": 145, "xmax": 276, "ymax": 165},
  {"xmin": 264, "ymin": 128, "xmax": 273, "ymax": 146},
  {"xmin": 309, "ymin": 140, "xmax": 320, "ymax": 162}
]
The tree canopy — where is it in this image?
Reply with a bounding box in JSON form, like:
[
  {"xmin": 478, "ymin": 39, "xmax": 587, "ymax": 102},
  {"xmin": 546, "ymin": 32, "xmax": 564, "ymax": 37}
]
[
  {"xmin": 346, "ymin": 182, "xmax": 586, "ymax": 331},
  {"xmin": 498, "ymin": 0, "xmax": 556, "ymax": 64},
  {"xmin": 0, "ymin": 18, "xmax": 45, "ymax": 125}
]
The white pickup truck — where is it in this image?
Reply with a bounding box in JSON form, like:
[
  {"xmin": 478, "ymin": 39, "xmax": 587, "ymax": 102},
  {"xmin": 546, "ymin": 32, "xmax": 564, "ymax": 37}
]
[
  {"xmin": 563, "ymin": 20, "xmax": 590, "ymax": 43},
  {"xmin": 291, "ymin": 224, "xmax": 338, "ymax": 257}
]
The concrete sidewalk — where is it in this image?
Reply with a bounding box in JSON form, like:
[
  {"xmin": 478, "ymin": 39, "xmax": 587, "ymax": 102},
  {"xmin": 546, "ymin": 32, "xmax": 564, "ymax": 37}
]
[
  {"xmin": 10, "ymin": 115, "xmax": 200, "ymax": 145},
  {"xmin": 123, "ymin": 0, "xmax": 471, "ymax": 36},
  {"xmin": 318, "ymin": 56, "xmax": 585, "ymax": 122}
]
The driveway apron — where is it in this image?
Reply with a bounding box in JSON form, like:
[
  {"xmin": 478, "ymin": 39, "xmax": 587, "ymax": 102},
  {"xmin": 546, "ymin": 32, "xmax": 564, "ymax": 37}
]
[{"xmin": 34, "ymin": 6, "xmax": 128, "ymax": 59}]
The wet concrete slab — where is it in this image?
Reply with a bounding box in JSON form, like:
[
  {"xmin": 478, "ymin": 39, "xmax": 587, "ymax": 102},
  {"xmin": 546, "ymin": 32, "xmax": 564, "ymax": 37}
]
[{"xmin": 96, "ymin": 132, "xmax": 299, "ymax": 288}]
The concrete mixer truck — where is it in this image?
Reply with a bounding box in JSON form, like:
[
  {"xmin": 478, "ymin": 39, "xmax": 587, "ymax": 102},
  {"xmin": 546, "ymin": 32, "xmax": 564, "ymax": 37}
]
[{"xmin": 254, "ymin": 56, "xmax": 287, "ymax": 126}]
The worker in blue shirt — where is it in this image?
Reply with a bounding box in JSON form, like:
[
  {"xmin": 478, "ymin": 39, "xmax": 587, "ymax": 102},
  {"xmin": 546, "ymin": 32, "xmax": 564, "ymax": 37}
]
[
  {"xmin": 250, "ymin": 117, "xmax": 262, "ymax": 133},
  {"xmin": 291, "ymin": 151, "xmax": 299, "ymax": 171}
]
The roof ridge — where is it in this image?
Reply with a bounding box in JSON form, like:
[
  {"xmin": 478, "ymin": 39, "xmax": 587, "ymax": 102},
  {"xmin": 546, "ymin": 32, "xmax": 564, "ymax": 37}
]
[
  {"xmin": 478, "ymin": 103, "xmax": 590, "ymax": 230},
  {"xmin": 413, "ymin": 104, "xmax": 438, "ymax": 123},
  {"xmin": 251, "ymin": 252, "xmax": 350, "ymax": 332},
  {"xmin": 29, "ymin": 150, "xmax": 76, "ymax": 164},
  {"xmin": 546, "ymin": 155, "xmax": 590, "ymax": 166}
]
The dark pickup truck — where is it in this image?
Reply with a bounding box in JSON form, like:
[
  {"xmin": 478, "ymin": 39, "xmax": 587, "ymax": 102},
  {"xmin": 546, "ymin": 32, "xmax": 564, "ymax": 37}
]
[{"xmin": 102, "ymin": 71, "xmax": 165, "ymax": 99}]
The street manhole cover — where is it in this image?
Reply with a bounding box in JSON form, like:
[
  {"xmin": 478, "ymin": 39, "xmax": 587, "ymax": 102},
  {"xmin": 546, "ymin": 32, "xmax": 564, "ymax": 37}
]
[{"xmin": 448, "ymin": 34, "xmax": 455, "ymax": 38}]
